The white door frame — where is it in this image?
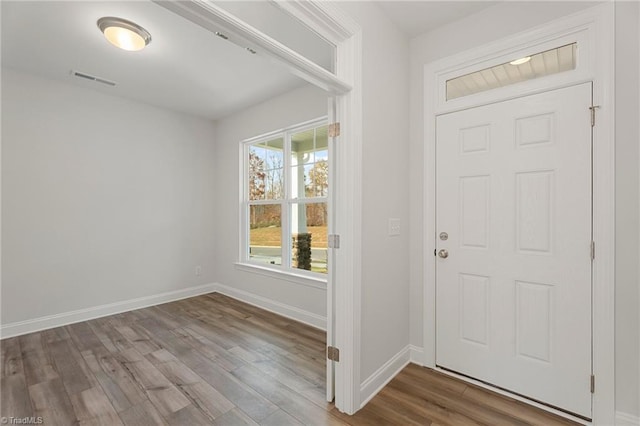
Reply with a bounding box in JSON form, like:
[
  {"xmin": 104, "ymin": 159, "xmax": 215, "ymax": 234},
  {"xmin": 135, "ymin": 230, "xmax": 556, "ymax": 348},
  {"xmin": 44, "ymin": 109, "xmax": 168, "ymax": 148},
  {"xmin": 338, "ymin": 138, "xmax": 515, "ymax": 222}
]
[
  {"xmin": 154, "ymin": 0, "xmax": 364, "ymax": 414},
  {"xmin": 423, "ymin": 4, "xmax": 615, "ymax": 424}
]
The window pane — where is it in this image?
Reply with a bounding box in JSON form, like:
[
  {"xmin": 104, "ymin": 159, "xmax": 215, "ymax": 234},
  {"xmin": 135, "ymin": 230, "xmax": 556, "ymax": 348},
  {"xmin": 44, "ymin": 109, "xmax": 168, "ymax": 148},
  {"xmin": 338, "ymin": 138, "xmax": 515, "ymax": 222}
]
[
  {"xmin": 249, "ymin": 138, "xmax": 283, "ymax": 200},
  {"xmin": 446, "ymin": 43, "xmax": 577, "ymax": 100},
  {"xmin": 249, "ymin": 204, "xmax": 282, "ymax": 266},
  {"xmin": 290, "ymin": 125, "xmax": 329, "ymax": 199},
  {"xmin": 291, "ymin": 203, "xmax": 328, "ymax": 274}
]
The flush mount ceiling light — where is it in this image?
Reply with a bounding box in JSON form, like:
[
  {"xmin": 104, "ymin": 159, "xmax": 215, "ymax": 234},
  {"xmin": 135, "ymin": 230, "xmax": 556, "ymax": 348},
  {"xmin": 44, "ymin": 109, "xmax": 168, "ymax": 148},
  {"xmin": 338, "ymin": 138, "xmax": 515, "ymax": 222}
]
[
  {"xmin": 97, "ymin": 17, "xmax": 151, "ymax": 52},
  {"xmin": 509, "ymin": 56, "xmax": 531, "ymax": 66}
]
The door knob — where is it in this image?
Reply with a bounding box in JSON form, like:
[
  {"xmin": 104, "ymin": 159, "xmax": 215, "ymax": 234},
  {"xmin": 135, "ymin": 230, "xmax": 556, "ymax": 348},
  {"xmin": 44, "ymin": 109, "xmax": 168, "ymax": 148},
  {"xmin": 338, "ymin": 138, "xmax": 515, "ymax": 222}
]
[{"xmin": 438, "ymin": 249, "xmax": 449, "ymax": 259}]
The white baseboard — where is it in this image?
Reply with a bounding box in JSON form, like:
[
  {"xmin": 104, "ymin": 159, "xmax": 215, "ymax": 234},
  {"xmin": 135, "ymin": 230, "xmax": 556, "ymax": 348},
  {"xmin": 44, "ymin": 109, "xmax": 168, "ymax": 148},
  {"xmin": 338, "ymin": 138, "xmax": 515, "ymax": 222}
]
[
  {"xmin": 0, "ymin": 283, "xmax": 218, "ymax": 339},
  {"xmin": 409, "ymin": 345, "xmax": 424, "ymax": 366},
  {"xmin": 359, "ymin": 344, "xmax": 411, "ymax": 408},
  {"xmin": 617, "ymin": 411, "xmax": 640, "ymax": 426},
  {"xmin": 212, "ymin": 283, "xmax": 326, "ymax": 330}
]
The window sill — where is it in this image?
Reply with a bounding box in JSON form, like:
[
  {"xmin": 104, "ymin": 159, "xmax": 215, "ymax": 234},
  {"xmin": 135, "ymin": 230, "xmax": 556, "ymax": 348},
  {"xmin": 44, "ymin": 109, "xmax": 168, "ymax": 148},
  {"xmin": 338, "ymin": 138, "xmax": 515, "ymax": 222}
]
[{"xmin": 234, "ymin": 262, "xmax": 327, "ymax": 290}]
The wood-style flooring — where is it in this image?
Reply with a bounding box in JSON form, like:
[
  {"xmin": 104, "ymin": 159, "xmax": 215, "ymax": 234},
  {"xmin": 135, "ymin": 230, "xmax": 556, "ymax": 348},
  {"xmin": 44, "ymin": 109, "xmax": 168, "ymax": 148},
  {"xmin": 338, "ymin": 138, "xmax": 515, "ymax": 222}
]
[{"xmin": 1, "ymin": 293, "xmax": 579, "ymax": 425}]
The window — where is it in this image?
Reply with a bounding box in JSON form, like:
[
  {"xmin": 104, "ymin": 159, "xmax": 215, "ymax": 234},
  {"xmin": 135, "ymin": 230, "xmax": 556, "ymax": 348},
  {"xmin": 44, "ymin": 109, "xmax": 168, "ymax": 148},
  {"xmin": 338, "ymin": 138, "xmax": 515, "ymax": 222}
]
[
  {"xmin": 446, "ymin": 43, "xmax": 577, "ymax": 100},
  {"xmin": 242, "ymin": 118, "xmax": 329, "ymax": 277}
]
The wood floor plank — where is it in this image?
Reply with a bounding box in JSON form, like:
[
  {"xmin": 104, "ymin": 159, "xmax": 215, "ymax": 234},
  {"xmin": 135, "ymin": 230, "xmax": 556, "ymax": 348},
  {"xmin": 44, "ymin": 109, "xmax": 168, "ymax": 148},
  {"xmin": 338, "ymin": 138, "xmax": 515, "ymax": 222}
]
[
  {"xmin": 260, "ymin": 408, "xmax": 306, "ymax": 426},
  {"xmin": 92, "ymin": 370, "xmax": 136, "ymax": 413},
  {"xmin": 19, "ymin": 333, "xmax": 59, "ymax": 386},
  {"xmin": 231, "ymin": 363, "xmax": 345, "ymax": 426},
  {"xmin": 378, "ymin": 382, "xmax": 481, "ymax": 426},
  {"xmin": 172, "ymin": 327, "xmax": 247, "ymax": 372},
  {"xmin": 41, "ymin": 327, "xmax": 71, "ymax": 344},
  {"xmin": 2, "ymin": 337, "xmax": 24, "ymax": 378},
  {"xmin": 117, "ymin": 347, "xmax": 191, "ymax": 418},
  {"xmin": 69, "ymin": 386, "xmax": 123, "ymax": 425},
  {"xmin": 461, "ymin": 385, "xmax": 579, "ymax": 426},
  {"xmin": 118, "ymin": 400, "xmax": 168, "ymax": 426},
  {"xmin": 66, "ymin": 322, "xmax": 107, "ymax": 353},
  {"xmin": 87, "ymin": 318, "xmax": 133, "ymax": 353},
  {"xmin": 81, "ymin": 347, "xmax": 147, "ymax": 412},
  {"xmin": 189, "ymin": 362, "xmax": 279, "ymax": 423},
  {"xmin": 387, "ymin": 373, "xmax": 530, "ymax": 425},
  {"xmin": 250, "ymin": 357, "xmax": 319, "ymax": 394},
  {"xmin": 29, "ymin": 378, "xmax": 77, "ymax": 425},
  {"xmin": 146, "ymin": 349, "xmax": 235, "ymax": 420},
  {"xmin": 1, "ymin": 374, "xmax": 34, "ymax": 420},
  {"xmin": 330, "ymin": 404, "xmax": 395, "ymax": 426},
  {"xmin": 115, "ymin": 325, "xmax": 162, "ymax": 356},
  {"xmin": 48, "ymin": 338, "xmax": 96, "ymax": 395},
  {"xmin": 165, "ymin": 404, "xmax": 214, "ymax": 425},
  {"xmin": 212, "ymin": 407, "xmax": 260, "ymax": 426},
  {"xmin": 3, "ymin": 294, "xmax": 582, "ymax": 426},
  {"xmin": 86, "ymin": 319, "xmax": 120, "ymax": 353}
]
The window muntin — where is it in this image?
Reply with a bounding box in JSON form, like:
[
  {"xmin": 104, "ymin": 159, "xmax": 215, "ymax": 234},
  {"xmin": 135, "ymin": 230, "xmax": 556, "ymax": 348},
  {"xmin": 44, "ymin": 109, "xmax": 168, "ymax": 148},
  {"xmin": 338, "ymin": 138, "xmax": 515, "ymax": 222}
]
[
  {"xmin": 244, "ymin": 119, "xmax": 329, "ymax": 276},
  {"xmin": 446, "ymin": 43, "xmax": 577, "ymax": 100}
]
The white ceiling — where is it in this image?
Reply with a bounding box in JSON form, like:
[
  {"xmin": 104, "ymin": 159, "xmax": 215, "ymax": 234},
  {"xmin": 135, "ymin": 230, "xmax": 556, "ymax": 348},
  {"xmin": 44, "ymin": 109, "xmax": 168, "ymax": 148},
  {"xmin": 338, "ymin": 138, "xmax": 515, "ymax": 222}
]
[
  {"xmin": 2, "ymin": 1, "xmax": 501, "ymax": 121},
  {"xmin": 1, "ymin": 1, "xmax": 316, "ymax": 121},
  {"xmin": 376, "ymin": 1, "xmax": 500, "ymax": 37}
]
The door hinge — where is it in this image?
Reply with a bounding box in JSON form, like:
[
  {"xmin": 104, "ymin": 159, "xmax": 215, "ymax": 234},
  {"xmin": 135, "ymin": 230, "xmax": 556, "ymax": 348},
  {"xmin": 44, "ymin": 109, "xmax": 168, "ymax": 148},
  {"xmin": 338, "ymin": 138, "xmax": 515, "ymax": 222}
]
[
  {"xmin": 590, "ymin": 241, "xmax": 595, "ymax": 260},
  {"xmin": 327, "ymin": 346, "xmax": 340, "ymax": 362},
  {"xmin": 590, "ymin": 374, "xmax": 595, "ymax": 393},
  {"xmin": 589, "ymin": 105, "xmax": 600, "ymax": 127},
  {"xmin": 328, "ymin": 234, "xmax": 340, "ymax": 249},
  {"xmin": 328, "ymin": 122, "xmax": 341, "ymax": 138}
]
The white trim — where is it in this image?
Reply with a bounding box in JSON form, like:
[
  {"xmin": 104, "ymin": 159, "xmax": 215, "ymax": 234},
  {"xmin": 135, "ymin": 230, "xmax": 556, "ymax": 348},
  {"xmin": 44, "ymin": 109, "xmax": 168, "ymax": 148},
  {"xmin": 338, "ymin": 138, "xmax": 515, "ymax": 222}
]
[
  {"xmin": 274, "ymin": 0, "xmax": 351, "ymax": 46},
  {"xmin": 359, "ymin": 345, "xmax": 411, "ymax": 408},
  {"xmin": 616, "ymin": 412, "xmax": 640, "ymax": 426},
  {"xmin": 234, "ymin": 262, "xmax": 327, "ymax": 289},
  {"xmin": 0, "ymin": 283, "xmax": 218, "ymax": 340},
  {"xmin": 212, "ymin": 283, "xmax": 326, "ymax": 330},
  {"xmin": 286, "ymin": 1, "xmax": 363, "ymax": 415},
  {"xmin": 590, "ymin": 4, "xmax": 616, "ymax": 423},
  {"xmin": 422, "ymin": 4, "xmax": 615, "ymax": 424}
]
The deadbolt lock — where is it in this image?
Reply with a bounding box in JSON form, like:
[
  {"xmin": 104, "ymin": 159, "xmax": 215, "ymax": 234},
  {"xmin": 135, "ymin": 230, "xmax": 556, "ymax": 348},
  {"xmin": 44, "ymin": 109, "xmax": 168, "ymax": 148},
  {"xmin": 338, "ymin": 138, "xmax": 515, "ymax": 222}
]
[{"xmin": 439, "ymin": 232, "xmax": 448, "ymax": 241}]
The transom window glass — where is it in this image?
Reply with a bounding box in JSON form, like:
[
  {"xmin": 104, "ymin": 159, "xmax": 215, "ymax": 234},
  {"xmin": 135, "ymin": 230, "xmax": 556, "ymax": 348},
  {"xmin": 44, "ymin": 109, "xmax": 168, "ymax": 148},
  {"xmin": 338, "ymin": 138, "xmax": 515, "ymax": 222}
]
[
  {"xmin": 446, "ymin": 43, "xmax": 578, "ymax": 100},
  {"xmin": 243, "ymin": 119, "xmax": 329, "ymax": 276}
]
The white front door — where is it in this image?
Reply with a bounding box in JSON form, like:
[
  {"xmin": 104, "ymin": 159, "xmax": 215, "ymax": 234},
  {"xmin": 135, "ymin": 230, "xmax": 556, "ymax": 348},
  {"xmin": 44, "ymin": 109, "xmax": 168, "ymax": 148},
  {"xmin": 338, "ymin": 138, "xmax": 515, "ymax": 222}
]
[{"xmin": 435, "ymin": 83, "xmax": 593, "ymax": 418}]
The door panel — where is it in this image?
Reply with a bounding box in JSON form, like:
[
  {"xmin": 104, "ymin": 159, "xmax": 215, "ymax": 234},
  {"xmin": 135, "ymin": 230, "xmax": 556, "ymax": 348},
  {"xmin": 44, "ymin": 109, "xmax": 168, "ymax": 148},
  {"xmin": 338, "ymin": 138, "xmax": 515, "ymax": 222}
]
[{"xmin": 436, "ymin": 83, "xmax": 592, "ymax": 417}]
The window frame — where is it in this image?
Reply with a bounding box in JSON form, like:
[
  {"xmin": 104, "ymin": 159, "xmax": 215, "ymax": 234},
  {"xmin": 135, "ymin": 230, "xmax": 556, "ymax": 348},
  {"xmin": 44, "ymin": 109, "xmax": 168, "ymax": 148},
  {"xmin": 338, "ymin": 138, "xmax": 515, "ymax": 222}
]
[{"xmin": 239, "ymin": 117, "xmax": 329, "ymax": 281}]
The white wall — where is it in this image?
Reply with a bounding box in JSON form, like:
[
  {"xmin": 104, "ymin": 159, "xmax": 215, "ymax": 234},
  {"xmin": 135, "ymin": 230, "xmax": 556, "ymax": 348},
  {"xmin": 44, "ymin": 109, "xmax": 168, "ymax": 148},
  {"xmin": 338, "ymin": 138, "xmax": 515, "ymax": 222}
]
[
  {"xmin": 213, "ymin": 84, "xmax": 328, "ymax": 321},
  {"xmin": 409, "ymin": 1, "xmax": 640, "ymax": 419},
  {"xmin": 331, "ymin": 1, "xmax": 411, "ymax": 387},
  {"xmin": 1, "ymin": 69, "xmax": 217, "ymax": 326}
]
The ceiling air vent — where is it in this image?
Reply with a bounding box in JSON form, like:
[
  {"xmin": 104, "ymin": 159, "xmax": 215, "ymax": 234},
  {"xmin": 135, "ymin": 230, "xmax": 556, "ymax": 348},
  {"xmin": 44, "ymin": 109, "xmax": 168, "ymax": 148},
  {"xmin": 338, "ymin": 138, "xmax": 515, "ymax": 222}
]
[{"xmin": 71, "ymin": 70, "xmax": 116, "ymax": 87}]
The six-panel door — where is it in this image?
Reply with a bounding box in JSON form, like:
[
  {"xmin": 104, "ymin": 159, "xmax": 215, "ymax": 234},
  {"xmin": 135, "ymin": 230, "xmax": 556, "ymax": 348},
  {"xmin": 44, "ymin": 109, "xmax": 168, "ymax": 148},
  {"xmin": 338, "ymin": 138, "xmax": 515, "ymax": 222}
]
[{"xmin": 435, "ymin": 83, "xmax": 593, "ymax": 418}]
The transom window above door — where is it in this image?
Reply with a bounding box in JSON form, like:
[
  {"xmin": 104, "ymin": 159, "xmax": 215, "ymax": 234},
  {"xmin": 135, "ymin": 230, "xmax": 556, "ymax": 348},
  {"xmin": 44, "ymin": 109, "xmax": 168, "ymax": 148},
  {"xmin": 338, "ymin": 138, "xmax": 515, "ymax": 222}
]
[
  {"xmin": 241, "ymin": 118, "xmax": 329, "ymax": 277},
  {"xmin": 446, "ymin": 43, "xmax": 577, "ymax": 100}
]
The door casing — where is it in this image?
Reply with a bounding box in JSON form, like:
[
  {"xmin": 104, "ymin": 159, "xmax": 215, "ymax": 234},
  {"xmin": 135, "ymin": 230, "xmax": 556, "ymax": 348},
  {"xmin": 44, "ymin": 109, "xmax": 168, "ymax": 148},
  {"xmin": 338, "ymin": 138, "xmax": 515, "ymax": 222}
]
[{"xmin": 423, "ymin": 4, "xmax": 615, "ymax": 424}]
